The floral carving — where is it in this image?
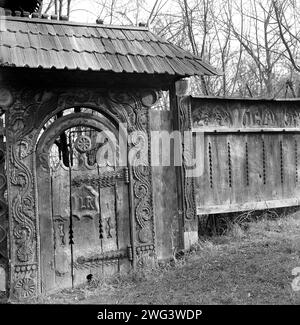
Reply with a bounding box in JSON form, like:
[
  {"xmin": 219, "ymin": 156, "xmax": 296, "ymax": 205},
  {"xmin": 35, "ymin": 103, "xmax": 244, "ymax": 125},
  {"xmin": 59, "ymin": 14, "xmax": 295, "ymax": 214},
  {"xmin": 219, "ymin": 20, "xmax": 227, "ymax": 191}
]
[{"xmin": 14, "ymin": 278, "xmax": 36, "ymax": 299}]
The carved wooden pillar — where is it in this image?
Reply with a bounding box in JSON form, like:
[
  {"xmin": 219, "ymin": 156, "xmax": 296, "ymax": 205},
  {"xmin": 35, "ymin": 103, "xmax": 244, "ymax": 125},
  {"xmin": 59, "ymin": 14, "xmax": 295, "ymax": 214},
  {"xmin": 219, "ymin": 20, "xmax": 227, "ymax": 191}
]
[
  {"xmin": 172, "ymin": 80, "xmax": 198, "ymax": 250},
  {"xmin": 5, "ymin": 104, "xmax": 40, "ymax": 300},
  {"xmin": 0, "ymin": 87, "xmax": 15, "ymax": 296},
  {"xmin": 106, "ymin": 90, "xmax": 158, "ymax": 266},
  {"xmin": 0, "ymin": 120, "xmax": 8, "ymax": 294}
]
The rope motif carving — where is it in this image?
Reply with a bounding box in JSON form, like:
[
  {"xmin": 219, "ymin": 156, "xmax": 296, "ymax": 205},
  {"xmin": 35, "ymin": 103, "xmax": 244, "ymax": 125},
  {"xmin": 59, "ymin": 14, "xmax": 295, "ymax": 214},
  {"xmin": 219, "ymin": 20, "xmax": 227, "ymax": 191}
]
[
  {"xmin": 208, "ymin": 142, "xmax": 213, "ymax": 188},
  {"xmin": 262, "ymin": 139, "xmax": 266, "ymax": 185},
  {"xmin": 295, "ymin": 140, "xmax": 298, "ymax": 183},
  {"xmin": 245, "ymin": 142, "xmax": 249, "ymax": 186},
  {"xmin": 227, "ymin": 142, "xmax": 232, "ymax": 188}
]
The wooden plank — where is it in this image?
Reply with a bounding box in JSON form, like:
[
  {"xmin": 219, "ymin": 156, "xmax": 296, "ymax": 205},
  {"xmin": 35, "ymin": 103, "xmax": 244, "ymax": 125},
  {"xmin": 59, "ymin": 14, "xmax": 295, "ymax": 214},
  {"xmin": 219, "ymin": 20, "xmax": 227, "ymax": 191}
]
[
  {"xmin": 197, "ymin": 197, "xmax": 300, "ymax": 215},
  {"xmin": 51, "ymin": 163, "xmax": 72, "ymax": 291},
  {"xmin": 230, "ymin": 134, "xmax": 246, "ymax": 205}
]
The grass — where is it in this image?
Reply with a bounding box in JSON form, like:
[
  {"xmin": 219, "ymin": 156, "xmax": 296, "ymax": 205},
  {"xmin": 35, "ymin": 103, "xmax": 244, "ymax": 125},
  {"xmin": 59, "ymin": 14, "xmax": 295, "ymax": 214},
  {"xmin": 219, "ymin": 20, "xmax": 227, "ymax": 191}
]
[{"xmin": 28, "ymin": 211, "xmax": 300, "ymax": 305}]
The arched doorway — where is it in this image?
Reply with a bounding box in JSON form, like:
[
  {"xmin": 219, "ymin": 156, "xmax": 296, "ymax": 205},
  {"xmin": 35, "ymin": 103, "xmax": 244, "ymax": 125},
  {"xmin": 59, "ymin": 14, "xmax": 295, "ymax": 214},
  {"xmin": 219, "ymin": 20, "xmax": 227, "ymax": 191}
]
[{"xmin": 36, "ymin": 111, "xmax": 132, "ymax": 294}]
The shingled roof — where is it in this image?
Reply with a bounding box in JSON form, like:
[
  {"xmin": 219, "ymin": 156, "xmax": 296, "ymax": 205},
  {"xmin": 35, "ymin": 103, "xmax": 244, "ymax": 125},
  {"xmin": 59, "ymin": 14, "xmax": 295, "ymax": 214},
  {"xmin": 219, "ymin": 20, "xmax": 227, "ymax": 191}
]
[{"xmin": 0, "ymin": 15, "xmax": 218, "ymax": 77}]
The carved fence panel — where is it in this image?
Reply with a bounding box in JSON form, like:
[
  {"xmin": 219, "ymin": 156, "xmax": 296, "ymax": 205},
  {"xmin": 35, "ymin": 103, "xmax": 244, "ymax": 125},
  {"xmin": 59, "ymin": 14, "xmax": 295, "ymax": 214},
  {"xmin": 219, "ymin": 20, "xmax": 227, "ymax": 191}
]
[{"xmin": 192, "ymin": 97, "xmax": 300, "ymax": 215}]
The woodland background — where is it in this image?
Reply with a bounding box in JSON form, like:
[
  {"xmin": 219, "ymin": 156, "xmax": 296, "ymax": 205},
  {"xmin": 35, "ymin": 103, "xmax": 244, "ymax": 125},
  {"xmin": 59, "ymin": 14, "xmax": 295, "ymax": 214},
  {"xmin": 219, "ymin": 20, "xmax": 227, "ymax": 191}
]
[{"xmin": 39, "ymin": 0, "xmax": 300, "ymax": 98}]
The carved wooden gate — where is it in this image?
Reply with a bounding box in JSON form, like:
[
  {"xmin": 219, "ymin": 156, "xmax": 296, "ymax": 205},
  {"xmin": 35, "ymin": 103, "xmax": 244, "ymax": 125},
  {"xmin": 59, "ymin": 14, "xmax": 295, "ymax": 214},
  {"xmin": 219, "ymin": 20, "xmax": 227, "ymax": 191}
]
[
  {"xmin": 4, "ymin": 88, "xmax": 157, "ymax": 299},
  {"xmin": 36, "ymin": 114, "xmax": 131, "ymax": 293}
]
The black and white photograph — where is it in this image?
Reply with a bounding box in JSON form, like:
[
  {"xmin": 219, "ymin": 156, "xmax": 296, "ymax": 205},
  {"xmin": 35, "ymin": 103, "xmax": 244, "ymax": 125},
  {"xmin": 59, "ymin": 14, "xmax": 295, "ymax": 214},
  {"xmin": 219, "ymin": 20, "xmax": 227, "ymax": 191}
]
[{"xmin": 0, "ymin": 0, "xmax": 300, "ymax": 319}]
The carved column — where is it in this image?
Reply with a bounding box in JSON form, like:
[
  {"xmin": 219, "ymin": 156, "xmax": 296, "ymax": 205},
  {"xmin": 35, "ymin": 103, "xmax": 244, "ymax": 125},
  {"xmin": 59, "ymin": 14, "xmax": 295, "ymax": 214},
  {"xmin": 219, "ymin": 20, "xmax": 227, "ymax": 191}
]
[
  {"xmin": 172, "ymin": 80, "xmax": 198, "ymax": 250},
  {"xmin": 106, "ymin": 90, "xmax": 158, "ymax": 265},
  {"xmin": 0, "ymin": 120, "xmax": 8, "ymax": 294},
  {"xmin": 5, "ymin": 103, "xmax": 39, "ymax": 300}
]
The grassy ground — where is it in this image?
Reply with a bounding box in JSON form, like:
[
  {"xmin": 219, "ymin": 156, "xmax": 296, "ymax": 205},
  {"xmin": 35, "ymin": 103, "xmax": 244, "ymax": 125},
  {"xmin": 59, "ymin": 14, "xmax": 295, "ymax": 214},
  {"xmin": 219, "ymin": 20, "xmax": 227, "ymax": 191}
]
[{"xmin": 26, "ymin": 211, "xmax": 300, "ymax": 305}]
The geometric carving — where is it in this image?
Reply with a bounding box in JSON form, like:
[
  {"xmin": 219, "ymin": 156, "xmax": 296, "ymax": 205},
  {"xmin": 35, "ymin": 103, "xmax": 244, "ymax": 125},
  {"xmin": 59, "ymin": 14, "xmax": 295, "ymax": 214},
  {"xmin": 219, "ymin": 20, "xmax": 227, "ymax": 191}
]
[{"xmin": 75, "ymin": 135, "xmax": 92, "ymax": 154}]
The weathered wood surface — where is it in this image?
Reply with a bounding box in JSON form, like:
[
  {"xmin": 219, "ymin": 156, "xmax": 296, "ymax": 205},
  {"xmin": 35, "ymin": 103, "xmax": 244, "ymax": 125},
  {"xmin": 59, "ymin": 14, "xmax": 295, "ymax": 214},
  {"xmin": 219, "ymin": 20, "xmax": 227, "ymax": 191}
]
[{"xmin": 192, "ymin": 97, "xmax": 300, "ymax": 215}]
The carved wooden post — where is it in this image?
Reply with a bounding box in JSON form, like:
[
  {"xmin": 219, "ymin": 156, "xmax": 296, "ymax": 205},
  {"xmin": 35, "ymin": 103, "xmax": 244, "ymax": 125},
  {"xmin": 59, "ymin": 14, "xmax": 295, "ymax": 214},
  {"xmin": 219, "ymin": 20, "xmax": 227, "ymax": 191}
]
[
  {"xmin": 0, "ymin": 87, "xmax": 15, "ymax": 297},
  {"xmin": 172, "ymin": 80, "xmax": 198, "ymax": 250},
  {"xmin": 0, "ymin": 120, "xmax": 8, "ymax": 294},
  {"xmin": 3, "ymin": 89, "xmax": 41, "ymax": 301}
]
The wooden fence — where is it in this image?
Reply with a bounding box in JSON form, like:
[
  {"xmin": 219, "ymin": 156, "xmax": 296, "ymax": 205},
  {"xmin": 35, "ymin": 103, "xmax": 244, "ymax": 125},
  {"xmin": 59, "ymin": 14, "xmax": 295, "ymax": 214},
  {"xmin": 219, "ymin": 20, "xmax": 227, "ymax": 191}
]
[{"xmin": 191, "ymin": 97, "xmax": 300, "ymax": 215}]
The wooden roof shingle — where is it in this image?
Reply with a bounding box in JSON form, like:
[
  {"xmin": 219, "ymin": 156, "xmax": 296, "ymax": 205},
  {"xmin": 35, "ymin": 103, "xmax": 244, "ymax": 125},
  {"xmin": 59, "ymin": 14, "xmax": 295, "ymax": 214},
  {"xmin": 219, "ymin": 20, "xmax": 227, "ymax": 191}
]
[{"xmin": 0, "ymin": 15, "xmax": 218, "ymax": 77}]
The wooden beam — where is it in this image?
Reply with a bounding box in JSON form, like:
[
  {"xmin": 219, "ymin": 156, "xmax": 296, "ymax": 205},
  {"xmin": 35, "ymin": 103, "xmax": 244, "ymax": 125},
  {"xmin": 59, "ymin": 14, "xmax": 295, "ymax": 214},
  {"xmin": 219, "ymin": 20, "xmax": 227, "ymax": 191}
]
[{"xmin": 197, "ymin": 198, "xmax": 300, "ymax": 215}]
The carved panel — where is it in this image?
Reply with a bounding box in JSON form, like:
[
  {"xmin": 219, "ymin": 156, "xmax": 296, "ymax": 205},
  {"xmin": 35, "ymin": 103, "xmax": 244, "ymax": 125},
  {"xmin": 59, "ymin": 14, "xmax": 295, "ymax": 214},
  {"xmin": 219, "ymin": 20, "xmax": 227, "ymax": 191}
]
[{"xmin": 192, "ymin": 99, "xmax": 300, "ymax": 129}]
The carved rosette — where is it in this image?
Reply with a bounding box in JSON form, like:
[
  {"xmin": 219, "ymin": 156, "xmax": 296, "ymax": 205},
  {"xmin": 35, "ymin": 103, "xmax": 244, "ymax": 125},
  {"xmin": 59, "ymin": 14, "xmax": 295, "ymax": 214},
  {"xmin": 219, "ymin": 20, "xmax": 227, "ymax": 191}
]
[{"xmin": 179, "ymin": 96, "xmax": 197, "ymax": 227}]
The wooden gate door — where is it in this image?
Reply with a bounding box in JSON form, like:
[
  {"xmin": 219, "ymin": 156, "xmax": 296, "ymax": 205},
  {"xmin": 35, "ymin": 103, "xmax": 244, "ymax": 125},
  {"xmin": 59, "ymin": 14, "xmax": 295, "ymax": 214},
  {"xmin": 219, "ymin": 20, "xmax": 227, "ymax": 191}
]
[{"xmin": 47, "ymin": 126, "xmax": 131, "ymax": 291}]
